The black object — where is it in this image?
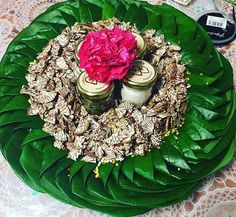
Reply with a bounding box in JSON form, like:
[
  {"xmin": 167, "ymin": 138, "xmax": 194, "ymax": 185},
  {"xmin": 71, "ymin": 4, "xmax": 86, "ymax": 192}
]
[{"xmin": 197, "ymin": 11, "xmax": 236, "ymax": 46}]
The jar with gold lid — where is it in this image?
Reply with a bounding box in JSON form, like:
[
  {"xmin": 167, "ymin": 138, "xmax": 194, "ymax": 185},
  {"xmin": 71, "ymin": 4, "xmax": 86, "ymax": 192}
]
[
  {"xmin": 121, "ymin": 59, "xmax": 158, "ymax": 107},
  {"xmin": 77, "ymin": 71, "xmax": 114, "ymax": 115},
  {"xmin": 75, "ymin": 40, "xmax": 83, "ymax": 64},
  {"xmin": 132, "ymin": 32, "xmax": 147, "ymax": 58}
]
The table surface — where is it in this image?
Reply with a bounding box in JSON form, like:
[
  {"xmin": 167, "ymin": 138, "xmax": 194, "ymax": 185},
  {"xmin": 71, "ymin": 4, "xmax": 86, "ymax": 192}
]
[{"xmin": 0, "ymin": 0, "xmax": 236, "ymax": 217}]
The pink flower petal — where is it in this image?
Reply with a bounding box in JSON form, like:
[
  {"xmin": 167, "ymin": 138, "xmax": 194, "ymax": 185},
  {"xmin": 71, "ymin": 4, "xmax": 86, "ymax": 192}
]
[{"xmin": 78, "ymin": 26, "xmax": 137, "ymax": 84}]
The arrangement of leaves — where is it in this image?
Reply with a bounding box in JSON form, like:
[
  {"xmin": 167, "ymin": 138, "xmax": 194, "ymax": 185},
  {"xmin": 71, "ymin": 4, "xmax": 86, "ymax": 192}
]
[{"xmin": 0, "ymin": 0, "xmax": 235, "ymax": 216}]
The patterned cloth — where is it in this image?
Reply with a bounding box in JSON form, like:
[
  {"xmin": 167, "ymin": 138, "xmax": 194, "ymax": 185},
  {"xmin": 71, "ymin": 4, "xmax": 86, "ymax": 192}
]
[{"xmin": 0, "ymin": 0, "xmax": 235, "ymax": 217}]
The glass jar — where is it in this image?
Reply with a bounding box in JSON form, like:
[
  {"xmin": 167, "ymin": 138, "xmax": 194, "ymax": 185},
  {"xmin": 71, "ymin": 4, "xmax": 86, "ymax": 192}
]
[
  {"xmin": 75, "ymin": 40, "xmax": 83, "ymax": 64},
  {"xmin": 121, "ymin": 59, "xmax": 158, "ymax": 107},
  {"xmin": 77, "ymin": 72, "xmax": 114, "ymax": 115},
  {"xmin": 132, "ymin": 32, "xmax": 147, "ymax": 58}
]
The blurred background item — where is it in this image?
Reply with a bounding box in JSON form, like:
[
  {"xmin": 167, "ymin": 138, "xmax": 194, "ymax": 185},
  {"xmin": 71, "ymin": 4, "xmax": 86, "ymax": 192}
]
[
  {"xmin": 215, "ymin": 0, "xmax": 236, "ymax": 22},
  {"xmin": 173, "ymin": 0, "xmax": 192, "ymax": 5}
]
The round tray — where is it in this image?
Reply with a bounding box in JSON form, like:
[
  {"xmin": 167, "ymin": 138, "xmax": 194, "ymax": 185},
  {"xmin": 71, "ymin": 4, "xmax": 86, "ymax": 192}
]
[{"xmin": 0, "ymin": 1, "xmax": 235, "ymax": 216}]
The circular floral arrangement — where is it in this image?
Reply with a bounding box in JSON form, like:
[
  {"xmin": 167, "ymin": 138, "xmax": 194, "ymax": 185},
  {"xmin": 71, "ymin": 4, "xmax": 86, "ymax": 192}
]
[
  {"xmin": 0, "ymin": 1, "xmax": 235, "ymax": 217},
  {"xmin": 21, "ymin": 18, "xmax": 188, "ymax": 165}
]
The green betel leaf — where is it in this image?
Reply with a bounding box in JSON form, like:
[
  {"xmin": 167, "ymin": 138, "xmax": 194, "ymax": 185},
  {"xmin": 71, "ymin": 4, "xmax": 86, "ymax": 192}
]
[
  {"xmin": 183, "ymin": 120, "xmax": 216, "ymax": 141},
  {"xmin": 151, "ymin": 148, "xmax": 170, "ymax": 175},
  {"xmin": 0, "ymin": 78, "xmax": 26, "ymax": 87},
  {"xmin": 20, "ymin": 140, "xmax": 47, "ymax": 183},
  {"xmin": 112, "ymin": 161, "xmax": 122, "ymax": 182},
  {"xmin": 0, "ymin": 1, "xmax": 235, "ymax": 216},
  {"xmin": 81, "ymin": 163, "xmax": 96, "ymax": 185},
  {"xmin": 102, "ymin": 1, "xmax": 116, "ymax": 20},
  {"xmin": 40, "ymin": 141, "xmax": 68, "ymax": 176},
  {"xmin": 69, "ymin": 159, "xmax": 87, "ymax": 181},
  {"xmin": 172, "ymin": 134, "xmax": 198, "ymax": 160},
  {"xmin": 87, "ymin": 175, "xmax": 127, "ymax": 207},
  {"xmin": 122, "ymin": 157, "xmax": 135, "ymax": 182},
  {"xmin": 160, "ymin": 137, "xmax": 191, "ymax": 170},
  {"xmin": 0, "ymin": 95, "xmax": 29, "ymax": 113},
  {"xmin": 78, "ymin": 0, "xmax": 94, "ymax": 22},
  {"xmin": 0, "ymin": 86, "xmax": 22, "ymax": 97},
  {"xmin": 22, "ymin": 129, "xmax": 50, "ymax": 145},
  {"xmin": 0, "ymin": 110, "xmax": 39, "ymax": 127},
  {"xmin": 99, "ymin": 163, "xmax": 115, "ymax": 186},
  {"xmin": 134, "ymin": 152, "xmax": 154, "ymax": 181}
]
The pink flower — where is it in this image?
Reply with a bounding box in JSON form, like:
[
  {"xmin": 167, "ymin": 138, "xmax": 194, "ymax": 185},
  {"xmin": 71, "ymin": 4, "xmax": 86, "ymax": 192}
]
[{"xmin": 78, "ymin": 27, "xmax": 137, "ymax": 84}]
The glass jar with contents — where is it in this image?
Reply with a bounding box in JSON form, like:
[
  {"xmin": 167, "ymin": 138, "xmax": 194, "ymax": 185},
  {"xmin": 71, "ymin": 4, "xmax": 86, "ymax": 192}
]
[
  {"xmin": 75, "ymin": 40, "xmax": 83, "ymax": 64},
  {"xmin": 121, "ymin": 59, "xmax": 158, "ymax": 107},
  {"xmin": 77, "ymin": 72, "xmax": 114, "ymax": 115},
  {"xmin": 132, "ymin": 32, "xmax": 147, "ymax": 58}
]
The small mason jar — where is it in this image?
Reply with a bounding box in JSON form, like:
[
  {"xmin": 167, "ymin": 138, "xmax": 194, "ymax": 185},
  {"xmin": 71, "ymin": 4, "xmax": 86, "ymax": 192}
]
[
  {"xmin": 75, "ymin": 40, "xmax": 84, "ymax": 64},
  {"xmin": 132, "ymin": 32, "xmax": 147, "ymax": 58},
  {"xmin": 77, "ymin": 72, "xmax": 114, "ymax": 115},
  {"xmin": 121, "ymin": 59, "xmax": 158, "ymax": 107}
]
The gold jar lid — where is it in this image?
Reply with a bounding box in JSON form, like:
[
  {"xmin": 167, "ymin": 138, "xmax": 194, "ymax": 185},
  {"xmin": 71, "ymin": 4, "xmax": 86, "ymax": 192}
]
[
  {"xmin": 132, "ymin": 33, "xmax": 147, "ymax": 58},
  {"xmin": 123, "ymin": 60, "xmax": 157, "ymax": 90},
  {"xmin": 77, "ymin": 71, "xmax": 114, "ymax": 99},
  {"xmin": 75, "ymin": 40, "xmax": 84, "ymax": 63}
]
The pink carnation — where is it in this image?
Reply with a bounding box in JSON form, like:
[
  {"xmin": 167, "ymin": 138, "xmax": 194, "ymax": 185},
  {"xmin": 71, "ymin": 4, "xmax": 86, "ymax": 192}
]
[{"xmin": 78, "ymin": 27, "xmax": 137, "ymax": 84}]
